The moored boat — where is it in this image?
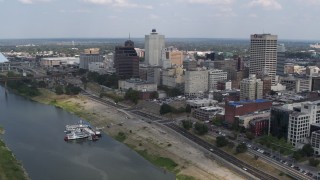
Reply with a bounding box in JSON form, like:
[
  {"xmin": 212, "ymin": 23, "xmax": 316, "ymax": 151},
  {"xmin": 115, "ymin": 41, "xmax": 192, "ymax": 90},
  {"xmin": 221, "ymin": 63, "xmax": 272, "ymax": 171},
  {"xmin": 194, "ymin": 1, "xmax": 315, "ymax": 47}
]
[
  {"xmin": 64, "ymin": 131, "xmax": 89, "ymax": 141},
  {"xmin": 64, "ymin": 121, "xmax": 102, "ymax": 141}
]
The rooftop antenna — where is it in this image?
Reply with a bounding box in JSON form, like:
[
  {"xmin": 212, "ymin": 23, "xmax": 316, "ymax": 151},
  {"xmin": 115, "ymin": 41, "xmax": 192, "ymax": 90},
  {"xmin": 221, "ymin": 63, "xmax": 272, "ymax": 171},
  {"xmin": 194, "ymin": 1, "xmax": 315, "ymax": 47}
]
[{"xmin": 129, "ymin": 33, "xmax": 131, "ymax": 40}]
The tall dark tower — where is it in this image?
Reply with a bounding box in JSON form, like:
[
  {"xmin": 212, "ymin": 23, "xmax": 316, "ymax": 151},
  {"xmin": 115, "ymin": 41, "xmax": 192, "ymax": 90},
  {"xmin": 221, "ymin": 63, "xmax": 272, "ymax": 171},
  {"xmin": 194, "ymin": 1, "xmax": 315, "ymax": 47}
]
[{"xmin": 114, "ymin": 40, "xmax": 139, "ymax": 79}]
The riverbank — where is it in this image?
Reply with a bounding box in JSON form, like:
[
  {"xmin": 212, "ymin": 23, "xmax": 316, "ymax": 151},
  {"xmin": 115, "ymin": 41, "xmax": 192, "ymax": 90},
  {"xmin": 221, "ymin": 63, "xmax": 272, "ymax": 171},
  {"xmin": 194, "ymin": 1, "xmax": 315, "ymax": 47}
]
[
  {"xmin": 32, "ymin": 89, "xmax": 244, "ymax": 180},
  {"xmin": 0, "ymin": 127, "xmax": 29, "ymax": 180}
]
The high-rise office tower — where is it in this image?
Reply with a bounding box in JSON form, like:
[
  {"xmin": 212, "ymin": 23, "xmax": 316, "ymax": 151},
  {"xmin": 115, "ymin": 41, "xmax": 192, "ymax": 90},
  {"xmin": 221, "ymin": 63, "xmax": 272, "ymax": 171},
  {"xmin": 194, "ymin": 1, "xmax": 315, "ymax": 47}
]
[
  {"xmin": 114, "ymin": 40, "xmax": 139, "ymax": 79},
  {"xmin": 276, "ymin": 44, "xmax": 286, "ymax": 76},
  {"xmin": 145, "ymin": 29, "xmax": 165, "ymax": 66},
  {"xmin": 250, "ymin": 34, "xmax": 278, "ymax": 85}
]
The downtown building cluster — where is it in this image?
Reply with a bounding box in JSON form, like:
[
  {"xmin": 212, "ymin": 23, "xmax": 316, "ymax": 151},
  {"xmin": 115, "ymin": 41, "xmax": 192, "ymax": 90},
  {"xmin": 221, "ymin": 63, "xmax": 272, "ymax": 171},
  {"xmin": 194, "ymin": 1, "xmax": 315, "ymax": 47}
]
[{"xmin": 36, "ymin": 30, "xmax": 320, "ymax": 155}]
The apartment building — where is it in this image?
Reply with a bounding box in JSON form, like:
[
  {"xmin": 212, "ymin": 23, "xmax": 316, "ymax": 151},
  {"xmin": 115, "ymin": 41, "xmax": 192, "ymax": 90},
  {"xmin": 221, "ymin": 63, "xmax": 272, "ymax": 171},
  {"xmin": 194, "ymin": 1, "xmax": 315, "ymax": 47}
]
[
  {"xmin": 208, "ymin": 69, "xmax": 228, "ymax": 91},
  {"xmin": 240, "ymin": 74, "xmax": 263, "ymax": 100}
]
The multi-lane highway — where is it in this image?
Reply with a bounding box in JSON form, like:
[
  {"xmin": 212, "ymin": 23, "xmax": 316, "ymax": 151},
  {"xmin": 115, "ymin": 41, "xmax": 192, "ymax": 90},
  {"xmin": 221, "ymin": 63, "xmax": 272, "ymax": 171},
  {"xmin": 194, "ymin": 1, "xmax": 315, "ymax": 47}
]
[
  {"xmin": 248, "ymin": 148, "xmax": 313, "ymax": 180},
  {"xmin": 164, "ymin": 123, "xmax": 278, "ymax": 180}
]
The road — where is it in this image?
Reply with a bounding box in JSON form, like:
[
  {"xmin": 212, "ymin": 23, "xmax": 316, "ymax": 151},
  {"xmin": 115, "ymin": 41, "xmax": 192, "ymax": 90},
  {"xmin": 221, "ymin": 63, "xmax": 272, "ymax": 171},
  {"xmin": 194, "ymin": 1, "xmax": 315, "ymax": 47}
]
[
  {"xmin": 164, "ymin": 123, "xmax": 278, "ymax": 180},
  {"xmin": 248, "ymin": 149, "xmax": 313, "ymax": 180},
  {"xmin": 80, "ymin": 91, "xmax": 279, "ymax": 180}
]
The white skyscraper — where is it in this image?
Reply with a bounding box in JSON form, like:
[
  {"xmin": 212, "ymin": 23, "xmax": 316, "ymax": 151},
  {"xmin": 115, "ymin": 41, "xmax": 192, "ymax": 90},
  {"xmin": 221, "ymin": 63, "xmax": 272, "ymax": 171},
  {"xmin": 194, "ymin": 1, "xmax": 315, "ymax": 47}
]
[
  {"xmin": 250, "ymin": 34, "xmax": 278, "ymax": 85},
  {"xmin": 145, "ymin": 29, "xmax": 165, "ymax": 66}
]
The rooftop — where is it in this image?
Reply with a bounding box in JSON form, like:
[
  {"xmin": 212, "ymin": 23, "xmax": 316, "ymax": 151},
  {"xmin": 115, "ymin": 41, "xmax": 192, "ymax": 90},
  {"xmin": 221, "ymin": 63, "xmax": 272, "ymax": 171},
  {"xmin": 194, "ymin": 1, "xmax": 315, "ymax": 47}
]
[
  {"xmin": 187, "ymin": 99, "xmax": 217, "ymax": 105},
  {"xmin": 199, "ymin": 106, "xmax": 223, "ymax": 111},
  {"xmin": 238, "ymin": 110, "xmax": 270, "ymax": 118},
  {"xmin": 122, "ymin": 78, "xmax": 154, "ymax": 85},
  {"xmin": 228, "ymin": 99, "xmax": 270, "ymax": 107},
  {"xmin": 249, "ymin": 117, "xmax": 270, "ymax": 125},
  {"xmin": 42, "ymin": 57, "xmax": 79, "ymax": 61},
  {"xmin": 291, "ymin": 111, "xmax": 308, "ymax": 117}
]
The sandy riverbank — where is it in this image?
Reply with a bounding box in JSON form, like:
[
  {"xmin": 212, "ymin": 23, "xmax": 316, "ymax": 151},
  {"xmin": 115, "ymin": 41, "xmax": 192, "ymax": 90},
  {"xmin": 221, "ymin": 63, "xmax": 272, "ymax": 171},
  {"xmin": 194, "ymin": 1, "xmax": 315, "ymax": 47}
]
[{"xmin": 33, "ymin": 89, "xmax": 245, "ymax": 180}]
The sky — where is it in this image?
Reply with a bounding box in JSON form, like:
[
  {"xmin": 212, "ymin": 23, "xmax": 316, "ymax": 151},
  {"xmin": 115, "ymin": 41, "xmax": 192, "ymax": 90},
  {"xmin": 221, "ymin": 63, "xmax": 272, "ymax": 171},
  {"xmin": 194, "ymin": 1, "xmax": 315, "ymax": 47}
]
[{"xmin": 0, "ymin": 0, "xmax": 319, "ymax": 40}]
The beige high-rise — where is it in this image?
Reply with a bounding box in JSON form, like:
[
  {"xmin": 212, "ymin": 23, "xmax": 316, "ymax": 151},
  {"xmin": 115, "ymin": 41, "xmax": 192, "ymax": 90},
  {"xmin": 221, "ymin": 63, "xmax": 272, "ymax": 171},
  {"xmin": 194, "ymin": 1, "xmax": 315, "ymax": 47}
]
[
  {"xmin": 250, "ymin": 34, "xmax": 277, "ymax": 85},
  {"xmin": 240, "ymin": 74, "xmax": 263, "ymax": 100}
]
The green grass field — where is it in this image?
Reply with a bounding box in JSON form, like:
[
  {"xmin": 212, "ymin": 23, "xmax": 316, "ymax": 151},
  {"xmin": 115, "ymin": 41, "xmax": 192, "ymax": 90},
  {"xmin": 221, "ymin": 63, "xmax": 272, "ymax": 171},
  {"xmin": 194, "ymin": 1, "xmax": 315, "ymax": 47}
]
[
  {"xmin": 0, "ymin": 139, "xmax": 28, "ymax": 180},
  {"xmin": 136, "ymin": 149, "xmax": 178, "ymax": 172}
]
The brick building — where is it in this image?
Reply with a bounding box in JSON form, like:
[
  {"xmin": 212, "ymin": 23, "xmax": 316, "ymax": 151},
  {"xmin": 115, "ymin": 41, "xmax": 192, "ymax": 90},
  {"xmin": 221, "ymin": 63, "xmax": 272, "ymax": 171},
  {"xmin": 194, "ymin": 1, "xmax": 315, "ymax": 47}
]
[
  {"xmin": 249, "ymin": 118, "xmax": 269, "ymax": 136},
  {"xmin": 224, "ymin": 99, "xmax": 272, "ymax": 125}
]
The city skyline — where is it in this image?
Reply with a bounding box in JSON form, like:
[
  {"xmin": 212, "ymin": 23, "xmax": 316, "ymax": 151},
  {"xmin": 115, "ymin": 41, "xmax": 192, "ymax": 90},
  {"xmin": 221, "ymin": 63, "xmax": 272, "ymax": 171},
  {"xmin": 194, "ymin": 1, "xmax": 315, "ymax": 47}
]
[{"xmin": 0, "ymin": 0, "xmax": 320, "ymax": 40}]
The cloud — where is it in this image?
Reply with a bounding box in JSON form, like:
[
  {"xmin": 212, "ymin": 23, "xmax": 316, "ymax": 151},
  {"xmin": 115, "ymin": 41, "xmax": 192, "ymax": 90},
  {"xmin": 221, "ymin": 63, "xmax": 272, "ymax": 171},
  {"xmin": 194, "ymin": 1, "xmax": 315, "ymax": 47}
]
[
  {"xmin": 84, "ymin": 0, "xmax": 152, "ymax": 9},
  {"xmin": 60, "ymin": 9, "xmax": 92, "ymax": 14},
  {"xmin": 186, "ymin": 0, "xmax": 234, "ymax": 5},
  {"xmin": 83, "ymin": 0, "xmax": 112, "ymax": 5},
  {"xmin": 107, "ymin": 15, "xmax": 118, "ymax": 19},
  {"xmin": 248, "ymin": 0, "xmax": 282, "ymax": 10},
  {"xmin": 213, "ymin": 7, "xmax": 237, "ymax": 17},
  {"xmin": 18, "ymin": 0, "xmax": 51, "ymax": 4},
  {"xmin": 249, "ymin": 13, "xmax": 258, "ymax": 18},
  {"xmin": 148, "ymin": 14, "xmax": 160, "ymax": 20},
  {"xmin": 299, "ymin": 0, "xmax": 320, "ymax": 5}
]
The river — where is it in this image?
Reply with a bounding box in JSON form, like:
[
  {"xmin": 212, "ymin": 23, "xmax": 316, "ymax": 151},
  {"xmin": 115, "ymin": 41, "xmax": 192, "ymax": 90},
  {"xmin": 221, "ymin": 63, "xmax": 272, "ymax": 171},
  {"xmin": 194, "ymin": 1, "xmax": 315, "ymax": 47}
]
[{"xmin": 0, "ymin": 86, "xmax": 174, "ymax": 180}]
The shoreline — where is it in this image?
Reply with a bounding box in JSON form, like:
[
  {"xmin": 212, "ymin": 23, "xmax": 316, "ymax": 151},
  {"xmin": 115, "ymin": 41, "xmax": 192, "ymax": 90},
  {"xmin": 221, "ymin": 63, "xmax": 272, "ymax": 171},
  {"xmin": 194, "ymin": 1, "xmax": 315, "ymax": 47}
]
[
  {"xmin": 0, "ymin": 129, "xmax": 29, "ymax": 180},
  {"xmin": 32, "ymin": 89, "xmax": 245, "ymax": 180}
]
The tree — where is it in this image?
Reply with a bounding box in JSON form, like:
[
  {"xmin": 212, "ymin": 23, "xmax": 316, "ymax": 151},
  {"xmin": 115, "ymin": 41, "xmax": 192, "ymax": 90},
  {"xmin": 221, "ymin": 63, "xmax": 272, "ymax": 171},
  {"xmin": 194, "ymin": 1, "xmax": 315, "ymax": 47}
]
[
  {"xmin": 80, "ymin": 77, "xmax": 88, "ymax": 84},
  {"xmin": 78, "ymin": 69, "xmax": 87, "ymax": 75},
  {"xmin": 194, "ymin": 122, "xmax": 208, "ymax": 135},
  {"xmin": 160, "ymin": 103, "xmax": 172, "ymax": 115},
  {"xmin": 55, "ymin": 85, "xmax": 64, "ymax": 95},
  {"xmin": 309, "ymin": 158, "xmax": 320, "ymax": 167},
  {"xmin": 38, "ymin": 81, "xmax": 47, "ymax": 88},
  {"xmin": 212, "ymin": 117, "xmax": 223, "ymax": 126},
  {"xmin": 228, "ymin": 142, "xmax": 235, "ymax": 148},
  {"xmin": 125, "ymin": 88, "xmax": 140, "ymax": 104},
  {"xmin": 245, "ymin": 132, "xmax": 255, "ymax": 140},
  {"xmin": 150, "ymin": 91, "xmax": 159, "ymax": 99},
  {"xmin": 302, "ymin": 144, "xmax": 314, "ymax": 157},
  {"xmin": 182, "ymin": 120, "xmax": 193, "ymax": 130},
  {"xmin": 87, "ymin": 71, "xmax": 100, "ymax": 82},
  {"xmin": 216, "ymin": 136, "xmax": 229, "ymax": 147},
  {"xmin": 185, "ymin": 104, "xmax": 192, "ymax": 113},
  {"xmin": 65, "ymin": 84, "xmax": 81, "ymax": 95},
  {"xmin": 293, "ymin": 150, "xmax": 303, "ymax": 161},
  {"xmin": 236, "ymin": 143, "xmax": 248, "ymax": 154}
]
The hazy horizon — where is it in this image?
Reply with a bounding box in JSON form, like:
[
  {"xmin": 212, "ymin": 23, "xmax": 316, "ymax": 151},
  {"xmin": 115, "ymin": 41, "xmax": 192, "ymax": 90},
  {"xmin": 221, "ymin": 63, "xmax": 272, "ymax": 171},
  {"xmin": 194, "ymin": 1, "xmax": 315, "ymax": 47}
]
[{"xmin": 1, "ymin": 0, "xmax": 320, "ymax": 40}]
